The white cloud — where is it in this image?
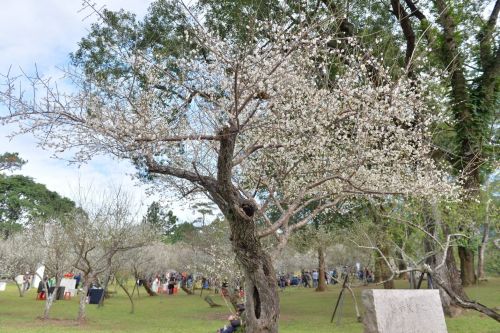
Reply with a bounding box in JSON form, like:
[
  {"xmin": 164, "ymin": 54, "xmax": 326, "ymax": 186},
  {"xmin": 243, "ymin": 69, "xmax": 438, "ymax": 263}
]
[{"xmin": 0, "ymin": 0, "xmax": 205, "ymax": 222}]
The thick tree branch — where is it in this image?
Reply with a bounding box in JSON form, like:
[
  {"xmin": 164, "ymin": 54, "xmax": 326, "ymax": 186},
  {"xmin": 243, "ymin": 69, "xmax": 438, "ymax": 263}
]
[
  {"xmin": 232, "ymin": 144, "xmax": 283, "ymax": 167},
  {"xmin": 479, "ymin": 0, "xmax": 500, "ymax": 68},
  {"xmin": 404, "ymin": 0, "xmax": 434, "ymax": 44},
  {"xmin": 144, "ymin": 154, "xmax": 217, "ymax": 188},
  {"xmin": 390, "ymin": 0, "xmax": 416, "ymax": 73},
  {"xmin": 321, "ymin": 0, "xmax": 355, "ymax": 36}
]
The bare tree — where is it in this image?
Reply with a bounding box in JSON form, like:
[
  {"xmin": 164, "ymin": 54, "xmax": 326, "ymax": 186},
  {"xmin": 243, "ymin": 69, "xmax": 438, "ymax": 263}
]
[
  {"xmin": 28, "ymin": 220, "xmax": 74, "ymax": 319},
  {"xmin": 0, "ymin": 233, "xmax": 40, "ymax": 297},
  {"xmin": 65, "ymin": 187, "xmax": 151, "ymax": 321}
]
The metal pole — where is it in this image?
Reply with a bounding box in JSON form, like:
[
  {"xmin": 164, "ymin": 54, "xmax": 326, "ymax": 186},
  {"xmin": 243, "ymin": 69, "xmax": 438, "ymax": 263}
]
[
  {"xmin": 427, "ymin": 273, "xmax": 434, "ymax": 289},
  {"xmin": 330, "ymin": 274, "xmax": 349, "ymax": 323}
]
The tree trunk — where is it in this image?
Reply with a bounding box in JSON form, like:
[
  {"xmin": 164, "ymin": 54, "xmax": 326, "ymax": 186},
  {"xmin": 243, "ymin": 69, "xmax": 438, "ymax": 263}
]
[
  {"xmin": 396, "ymin": 251, "xmax": 408, "ymax": 280},
  {"xmin": 370, "ymin": 208, "xmax": 394, "ymax": 289},
  {"xmin": 374, "ymin": 243, "xmax": 394, "ymax": 289},
  {"xmin": 13, "ymin": 277, "xmax": 24, "ymax": 297},
  {"xmin": 143, "ymin": 280, "xmax": 157, "ymax": 296},
  {"xmin": 477, "ymin": 241, "xmax": 487, "ymax": 280},
  {"xmin": 98, "ymin": 261, "xmax": 113, "ymax": 307},
  {"xmin": 78, "ymin": 281, "xmax": 90, "ymax": 322},
  {"xmin": 478, "ymin": 201, "xmax": 490, "ymax": 280},
  {"xmin": 424, "ymin": 205, "xmax": 469, "ymax": 316},
  {"xmin": 116, "ymin": 278, "xmax": 135, "ymax": 314},
  {"xmin": 228, "ymin": 213, "xmax": 279, "ymax": 333},
  {"xmin": 43, "ymin": 277, "xmax": 62, "ymax": 320},
  {"xmin": 436, "ymin": 230, "xmax": 471, "ymax": 317},
  {"xmin": 43, "ymin": 286, "xmax": 57, "ymax": 320},
  {"xmin": 316, "ymin": 246, "xmax": 327, "ymax": 292},
  {"xmin": 458, "ymin": 246, "xmax": 476, "ymax": 286},
  {"xmin": 212, "ymin": 126, "xmax": 280, "ymax": 333}
]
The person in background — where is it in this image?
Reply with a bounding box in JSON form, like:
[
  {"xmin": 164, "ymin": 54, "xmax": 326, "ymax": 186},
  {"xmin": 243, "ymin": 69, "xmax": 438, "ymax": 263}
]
[
  {"xmin": 75, "ymin": 272, "xmax": 82, "ymax": 289},
  {"xmin": 168, "ymin": 274, "xmax": 176, "ymax": 295},
  {"xmin": 22, "ymin": 273, "xmax": 31, "ymax": 292},
  {"xmin": 312, "ymin": 270, "xmax": 319, "ymax": 288},
  {"xmin": 279, "ymin": 274, "xmax": 287, "ymax": 291}
]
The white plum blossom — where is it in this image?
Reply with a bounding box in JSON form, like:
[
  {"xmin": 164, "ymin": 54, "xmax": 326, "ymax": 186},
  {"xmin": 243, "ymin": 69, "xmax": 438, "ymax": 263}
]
[{"xmin": 0, "ymin": 17, "xmax": 455, "ymax": 242}]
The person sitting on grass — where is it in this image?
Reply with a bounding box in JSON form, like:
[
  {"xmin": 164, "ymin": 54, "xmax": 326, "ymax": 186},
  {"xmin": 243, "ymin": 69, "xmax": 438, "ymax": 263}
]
[{"xmin": 216, "ymin": 314, "xmax": 241, "ymax": 333}]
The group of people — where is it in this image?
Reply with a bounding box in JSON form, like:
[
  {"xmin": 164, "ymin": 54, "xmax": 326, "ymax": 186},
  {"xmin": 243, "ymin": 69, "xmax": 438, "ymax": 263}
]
[
  {"xmin": 277, "ymin": 269, "xmax": 332, "ymax": 289},
  {"xmin": 358, "ymin": 267, "xmax": 374, "ymax": 283},
  {"xmin": 149, "ymin": 272, "xmax": 180, "ymax": 295},
  {"xmin": 277, "ymin": 266, "xmax": 376, "ymax": 289},
  {"xmin": 147, "ymin": 272, "xmax": 229, "ymax": 295}
]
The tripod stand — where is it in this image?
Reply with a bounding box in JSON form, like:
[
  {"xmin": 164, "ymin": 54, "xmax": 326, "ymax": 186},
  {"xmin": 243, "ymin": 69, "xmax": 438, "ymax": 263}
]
[{"xmin": 330, "ymin": 272, "xmax": 362, "ymax": 324}]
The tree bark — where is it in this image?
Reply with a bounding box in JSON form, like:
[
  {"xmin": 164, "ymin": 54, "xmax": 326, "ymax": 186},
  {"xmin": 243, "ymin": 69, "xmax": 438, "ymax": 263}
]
[
  {"xmin": 374, "ymin": 243, "xmax": 394, "ymax": 289},
  {"xmin": 478, "ymin": 200, "xmax": 490, "ymax": 280},
  {"xmin": 458, "ymin": 246, "xmax": 476, "ymax": 286},
  {"xmin": 390, "ymin": 0, "xmax": 416, "ymax": 73},
  {"xmin": 432, "ymin": 271, "xmax": 500, "ymax": 322},
  {"xmin": 477, "ymin": 231, "xmax": 488, "ymax": 280},
  {"xmin": 316, "ymin": 246, "xmax": 327, "ymax": 292},
  {"xmin": 213, "ymin": 126, "xmax": 280, "ymax": 333},
  {"xmin": 427, "ymin": 204, "xmax": 470, "ymax": 316},
  {"xmin": 396, "ymin": 250, "xmax": 408, "ymax": 279},
  {"xmin": 116, "ymin": 278, "xmax": 135, "ymax": 314},
  {"xmin": 13, "ymin": 277, "xmax": 24, "ymax": 297},
  {"xmin": 78, "ymin": 281, "xmax": 90, "ymax": 322},
  {"xmin": 142, "ymin": 280, "xmax": 157, "ymax": 296},
  {"xmin": 98, "ymin": 259, "xmax": 113, "ymax": 307},
  {"xmin": 227, "ymin": 212, "xmax": 279, "ymax": 333},
  {"xmin": 43, "ymin": 278, "xmax": 62, "ymax": 320},
  {"xmin": 43, "ymin": 286, "xmax": 57, "ymax": 320}
]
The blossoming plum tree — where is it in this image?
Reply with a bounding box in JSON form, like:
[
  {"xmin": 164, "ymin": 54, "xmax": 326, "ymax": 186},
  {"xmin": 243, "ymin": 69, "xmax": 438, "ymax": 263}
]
[{"xmin": 1, "ymin": 6, "xmax": 455, "ymax": 332}]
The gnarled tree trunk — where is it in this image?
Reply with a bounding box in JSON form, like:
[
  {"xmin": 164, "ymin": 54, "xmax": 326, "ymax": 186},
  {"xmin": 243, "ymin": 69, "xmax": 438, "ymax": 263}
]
[
  {"xmin": 214, "ymin": 127, "xmax": 280, "ymax": 333},
  {"xmin": 226, "ymin": 211, "xmax": 279, "ymax": 333}
]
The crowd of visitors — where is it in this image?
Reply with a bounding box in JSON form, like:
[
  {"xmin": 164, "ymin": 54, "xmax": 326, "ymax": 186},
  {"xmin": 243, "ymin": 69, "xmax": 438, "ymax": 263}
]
[
  {"xmin": 16, "ymin": 265, "xmax": 376, "ymax": 333},
  {"xmin": 276, "ymin": 266, "xmax": 375, "ymax": 289}
]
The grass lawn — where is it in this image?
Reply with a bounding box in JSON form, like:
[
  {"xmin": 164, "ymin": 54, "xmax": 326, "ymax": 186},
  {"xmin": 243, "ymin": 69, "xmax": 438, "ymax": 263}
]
[{"xmin": 0, "ymin": 278, "xmax": 499, "ymax": 333}]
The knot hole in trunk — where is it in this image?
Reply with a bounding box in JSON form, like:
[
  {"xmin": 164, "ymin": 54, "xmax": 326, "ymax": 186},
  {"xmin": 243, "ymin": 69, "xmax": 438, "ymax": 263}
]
[
  {"xmin": 241, "ymin": 200, "xmax": 255, "ymax": 217},
  {"xmin": 253, "ymin": 286, "xmax": 261, "ymax": 319}
]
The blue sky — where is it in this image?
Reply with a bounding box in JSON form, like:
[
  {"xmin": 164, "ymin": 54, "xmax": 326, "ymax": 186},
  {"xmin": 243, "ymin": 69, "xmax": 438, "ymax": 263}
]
[{"xmin": 0, "ymin": 0, "xmax": 202, "ymax": 221}]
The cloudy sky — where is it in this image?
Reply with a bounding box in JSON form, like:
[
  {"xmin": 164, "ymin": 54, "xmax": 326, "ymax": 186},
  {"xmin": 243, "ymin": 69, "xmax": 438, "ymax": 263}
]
[{"xmin": 0, "ymin": 0, "xmax": 203, "ymax": 220}]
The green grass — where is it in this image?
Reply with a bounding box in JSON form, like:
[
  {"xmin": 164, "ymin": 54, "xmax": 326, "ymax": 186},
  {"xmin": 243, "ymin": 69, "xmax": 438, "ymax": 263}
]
[{"xmin": 0, "ymin": 278, "xmax": 499, "ymax": 333}]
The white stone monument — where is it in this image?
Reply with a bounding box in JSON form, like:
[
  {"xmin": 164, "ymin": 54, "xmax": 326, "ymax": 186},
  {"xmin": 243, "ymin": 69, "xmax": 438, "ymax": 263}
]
[{"xmin": 362, "ymin": 289, "xmax": 448, "ymax": 333}]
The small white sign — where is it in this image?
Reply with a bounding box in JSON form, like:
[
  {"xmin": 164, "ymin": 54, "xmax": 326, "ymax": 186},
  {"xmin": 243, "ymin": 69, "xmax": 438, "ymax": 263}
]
[{"xmin": 60, "ymin": 278, "xmax": 77, "ymax": 296}]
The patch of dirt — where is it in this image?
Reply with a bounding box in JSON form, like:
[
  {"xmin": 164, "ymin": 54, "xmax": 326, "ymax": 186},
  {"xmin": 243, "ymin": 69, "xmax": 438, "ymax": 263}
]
[{"xmin": 34, "ymin": 317, "xmax": 85, "ymax": 327}]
